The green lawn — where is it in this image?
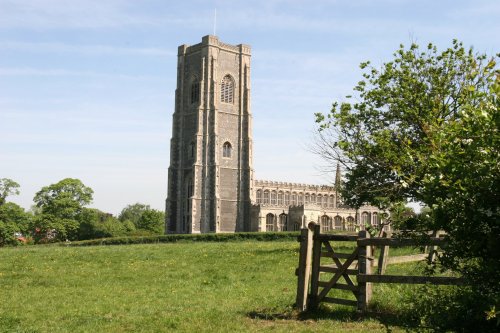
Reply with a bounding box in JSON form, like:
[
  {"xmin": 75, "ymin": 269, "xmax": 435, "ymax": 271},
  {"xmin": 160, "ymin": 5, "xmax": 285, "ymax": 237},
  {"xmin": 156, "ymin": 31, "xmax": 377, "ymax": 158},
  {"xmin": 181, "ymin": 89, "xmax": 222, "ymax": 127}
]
[{"xmin": 0, "ymin": 241, "xmax": 427, "ymax": 332}]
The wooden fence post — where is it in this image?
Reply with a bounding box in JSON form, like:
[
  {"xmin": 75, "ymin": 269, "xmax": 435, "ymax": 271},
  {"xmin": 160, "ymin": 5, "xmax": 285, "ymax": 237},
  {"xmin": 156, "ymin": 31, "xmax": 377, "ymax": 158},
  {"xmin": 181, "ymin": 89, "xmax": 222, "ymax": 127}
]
[
  {"xmin": 427, "ymin": 230, "xmax": 441, "ymax": 264},
  {"xmin": 377, "ymin": 231, "xmax": 390, "ymax": 275},
  {"xmin": 296, "ymin": 223, "xmax": 314, "ymax": 311},
  {"xmin": 308, "ymin": 223, "xmax": 322, "ymax": 310},
  {"xmin": 358, "ymin": 230, "xmax": 372, "ymax": 312}
]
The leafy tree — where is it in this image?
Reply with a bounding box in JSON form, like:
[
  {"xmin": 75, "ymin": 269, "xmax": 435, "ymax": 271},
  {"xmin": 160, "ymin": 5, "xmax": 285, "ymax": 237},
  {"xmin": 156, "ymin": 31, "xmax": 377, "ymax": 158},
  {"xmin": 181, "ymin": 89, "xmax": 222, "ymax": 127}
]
[
  {"xmin": 0, "ymin": 202, "xmax": 31, "ymax": 234},
  {"xmin": 32, "ymin": 178, "xmax": 93, "ymax": 242},
  {"xmin": 315, "ymin": 40, "xmax": 499, "ymax": 326},
  {"xmin": 0, "ymin": 178, "xmax": 20, "ymax": 206},
  {"xmin": 136, "ymin": 209, "xmax": 165, "ymax": 234},
  {"xmin": 119, "ymin": 203, "xmax": 164, "ymax": 234},
  {"xmin": 77, "ymin": 208, "xmax": 128, "ymax": 240}
]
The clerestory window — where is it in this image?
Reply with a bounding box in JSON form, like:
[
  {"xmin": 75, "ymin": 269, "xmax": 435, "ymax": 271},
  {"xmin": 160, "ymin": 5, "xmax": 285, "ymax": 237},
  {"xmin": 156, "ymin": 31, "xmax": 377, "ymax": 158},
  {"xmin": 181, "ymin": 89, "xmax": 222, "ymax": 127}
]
[{"xmin": 191, "ymin": 79, "xmax": 200, "ymax": 104}]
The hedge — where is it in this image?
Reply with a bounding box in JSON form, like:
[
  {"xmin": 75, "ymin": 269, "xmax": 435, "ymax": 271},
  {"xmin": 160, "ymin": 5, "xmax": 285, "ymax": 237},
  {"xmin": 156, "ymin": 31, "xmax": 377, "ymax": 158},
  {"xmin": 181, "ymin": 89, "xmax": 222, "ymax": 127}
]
[{"xmin": 64, "ymin": 232, "xmax": 301, "ymax": 246}]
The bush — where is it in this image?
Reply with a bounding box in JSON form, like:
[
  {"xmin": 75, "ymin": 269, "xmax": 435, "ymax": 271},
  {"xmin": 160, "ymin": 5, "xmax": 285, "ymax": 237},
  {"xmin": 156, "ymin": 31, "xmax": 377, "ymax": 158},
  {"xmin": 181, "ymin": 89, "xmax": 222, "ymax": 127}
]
[{"xmin": 65, "ymin": 232, "xmax": 300, "ymax": 246}]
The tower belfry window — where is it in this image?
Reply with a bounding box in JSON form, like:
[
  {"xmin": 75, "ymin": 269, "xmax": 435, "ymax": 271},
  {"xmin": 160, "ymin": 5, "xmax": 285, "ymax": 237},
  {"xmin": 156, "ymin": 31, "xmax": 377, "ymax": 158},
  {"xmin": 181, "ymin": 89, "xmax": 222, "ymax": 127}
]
[
  {"xmin": 223, "ymin": 141, "xmax": 232, "ymax": 158},
  {"xmin": 191, "ymin": 79, "xmax": 200, "ymax": 104},
  {"xmin": 220, "ymin": 75, "xmax": 234, "ymax": 103}
]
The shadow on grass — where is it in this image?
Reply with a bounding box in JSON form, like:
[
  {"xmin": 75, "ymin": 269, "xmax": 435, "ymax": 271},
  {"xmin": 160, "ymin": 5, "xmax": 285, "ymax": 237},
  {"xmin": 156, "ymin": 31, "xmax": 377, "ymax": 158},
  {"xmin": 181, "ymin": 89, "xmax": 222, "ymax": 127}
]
[{"xmin": 247, "ymin": 303, "xmax": 421, "ymax": 332}]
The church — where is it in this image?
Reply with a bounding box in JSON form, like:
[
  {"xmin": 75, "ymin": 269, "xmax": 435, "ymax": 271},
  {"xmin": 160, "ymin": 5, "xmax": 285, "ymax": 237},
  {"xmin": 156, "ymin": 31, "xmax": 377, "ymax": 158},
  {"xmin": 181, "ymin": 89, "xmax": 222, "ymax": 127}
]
[{"xmin": 165, "ymin": 35, "xmax": 381, "ymax": 234}]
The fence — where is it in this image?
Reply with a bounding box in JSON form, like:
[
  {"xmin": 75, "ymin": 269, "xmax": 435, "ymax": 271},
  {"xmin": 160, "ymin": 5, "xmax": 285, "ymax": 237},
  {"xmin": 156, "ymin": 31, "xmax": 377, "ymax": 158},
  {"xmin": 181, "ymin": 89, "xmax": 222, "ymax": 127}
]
[{"xmin": 295, "ymin": 222, "xmax": 463, "ymax": 312}]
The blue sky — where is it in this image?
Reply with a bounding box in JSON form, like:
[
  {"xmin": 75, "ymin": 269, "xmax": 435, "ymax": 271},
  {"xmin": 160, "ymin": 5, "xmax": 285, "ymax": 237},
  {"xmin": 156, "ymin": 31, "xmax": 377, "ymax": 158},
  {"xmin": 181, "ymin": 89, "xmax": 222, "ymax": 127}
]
[{"xmin": 1, "ymin": 0, "xmax": 499, "ymax": 214}]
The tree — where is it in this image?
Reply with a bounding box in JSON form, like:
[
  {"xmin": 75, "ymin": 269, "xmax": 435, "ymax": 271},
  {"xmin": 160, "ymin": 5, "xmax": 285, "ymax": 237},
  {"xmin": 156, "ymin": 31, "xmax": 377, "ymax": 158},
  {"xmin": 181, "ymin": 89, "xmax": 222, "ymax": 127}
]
[
  {"xmin": 119, "ymin": 203, "xmax": 164, "ymax": 234},
  {"xmin": 32, "ymin": 178, "xmax": 94, "ymax": 241},
  {"xmin": 315, "ymin": 40, "xmax": 499, "ymax": 325},
  {"xmin": 0, "ymin": 178, "xmax": 20, "ymax": 206}
]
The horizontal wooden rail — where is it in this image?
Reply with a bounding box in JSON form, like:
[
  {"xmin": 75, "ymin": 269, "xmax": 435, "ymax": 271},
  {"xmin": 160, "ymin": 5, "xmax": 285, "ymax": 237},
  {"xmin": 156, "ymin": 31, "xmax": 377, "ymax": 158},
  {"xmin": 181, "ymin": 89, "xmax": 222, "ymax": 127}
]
[
  {"xmin": 318, "ymin": 281, "xmax": 358, "ymax": 291},
  {"xmin": 320, "ymin": 252, "xmax": 352, "ymax": 259},
  {"xmin": 358, "ymin": 274, "xmax": 465, "ymax": 285},
  {"xmin": 319, "ymin": 266, "xmax": 358, "ymax": 275},
  {"xmin": 357, "ymin": 237, "xmax": 445, "ymax": 247},
  {"xmin": 315, "ymin": 234, "xmax": 358, "ymax": 241}
]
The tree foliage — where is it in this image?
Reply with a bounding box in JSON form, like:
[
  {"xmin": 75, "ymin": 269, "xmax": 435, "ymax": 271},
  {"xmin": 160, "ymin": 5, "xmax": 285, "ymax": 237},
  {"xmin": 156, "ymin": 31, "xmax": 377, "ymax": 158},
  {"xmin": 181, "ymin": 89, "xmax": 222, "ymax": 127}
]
[
  {"xmin": 315, "ymin": 40, "xmax": 499, "ymax": 322},
  {"xmin": 0, "ymin": 178, "xmax": 20, "ymax": 206},
  {"xmin": 119, "ymin": 203, "xmax": 165, "ymax": 234}
]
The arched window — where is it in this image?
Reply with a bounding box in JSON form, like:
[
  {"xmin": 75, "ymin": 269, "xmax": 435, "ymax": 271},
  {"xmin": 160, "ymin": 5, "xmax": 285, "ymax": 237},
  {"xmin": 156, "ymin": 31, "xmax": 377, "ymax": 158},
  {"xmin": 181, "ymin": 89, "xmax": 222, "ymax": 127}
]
[
  {"xmin": 266, "ymin": 213, "xmax": 274, "ymax": 232},
  {"xmin": 329, "ymin": 195, "xmax": 335, "ymax": 208},
  {"xmin": 279, "ymin": 213, "xmax": 287, "ymax": 231},
  {"xmin": 334, "ymin": 216, "xmax": 343, "ymax": 230},
  {"xmin": 277, "ymin": 192, "xmax": 284, "ymax": 205},
  {"xmin": 298, "ymin": 193, "xmax": 303, "ymax": 205},
  {"xmin": 323, "ymin": 195, "xmax": 328, "ymax": 207},
  {"xmin": 305, "ymin": 194, "xmax": 310, "ymax": 204},
  {"xmin": 321, "ymin": 215, "xmax": 330, "ymax": 232},
  {"xmin": 222, "ymin": 142, "xmax": 232, "ymax": 158},
  {"xmin": 361, "ymin": 212, "xmax": 370, "ymax": 225},
  {"xmin": 372, "ymin": 212, "xmax": 379, "ymax": 227},
  {"xmin": 271, "ymin": 191, "xmax": 277, "ymax": 205},
  {"xmin": 263, "ymin": 191, "xmax": 270, "ymax": 204},
  {"xmin": 256, "ymin": 190, "xmax": 262, "ymax": 204},
  {"xmin": 291, "ymin": 193, "xmax": 297, "ymax": 205},
  {"xmin": 284, "ymin": 192, "xmax": 290, "ymax": 206},
  {"xmin": 346, "ymin": 216, "xmax": 355, "ymax": 232},
  {"xmin": 220, "ymin": 75, "xmax": 234, "ymax": 103},
  {"xmin": 317, "ymin": 194, "xmax": 322, "ymax": 205},
  {"xmin": 191, "ymin": 79, "xmax": 200, "ymax": 104},
  {"xmin": 293, "ymin": 222, "xmax": 300, "ymax": 231}
]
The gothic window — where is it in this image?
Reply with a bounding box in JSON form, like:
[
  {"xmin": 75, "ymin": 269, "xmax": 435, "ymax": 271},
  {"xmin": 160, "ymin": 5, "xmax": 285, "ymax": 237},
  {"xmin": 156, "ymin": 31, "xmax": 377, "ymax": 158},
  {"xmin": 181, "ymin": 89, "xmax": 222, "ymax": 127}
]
[
  {"xmin": 346, "ymin": 216, "xmax": 355, "ymax": 232},
  {"xmin": 256, "ymin": 190, "xmax": 262, "ymax": 204},
  {"xmin": 291, "ymin": 193, "xmax": 297, "ymax": 205},
  {"xmin": 323, "ymin": 195, "xmax": 328, "ymax": 207},
  {"xmin": 222, "ymin": 142, "xmax": 232, "ymax": 158},
  {"xmin": 279, "ymin": 214, "xmax": 287, "ymax": 231},
  {"xmin": 321, "ymin": 215, "xmax": 330, "ymax": 232},
  {"xmin": 305, "ymin": 194, "xmax": 310, "ymax": 204},
  {"xmin": 293, "ymin": 222, "xmax": 300, "ymax": 231},
  {"xmin": 221, "ymin": 75, "xmax": 234, "ymax": 103},
  {"xmin": 361, "ymin": 212, "xmax": 370, "ymax": 225},
  {"xmin": 372, "ymin": 212, "xmax": 379, "ymax": 227},
  {"xmin": 263, "ymin": 191, "xmax": 270, "ymax": 204},
  {"xmin": 329, "ymin": 195, "xmax": 335, "ymax": 208},
  {"xmin": 311, "ymin": 194, "xmax": 316, "ymax": 204},
  {"xmin": 317, "ymin": 194, "xmax": 322, "ymax": 205},
  {"xmin": 298, "ymin": 193, "xmax": 303, "ymax": 205},
  {"xmin": 277, "ymin": 191, "xmax": 283, "ymax": 205},
  {"xmin": 191, "ymin": 79, "xmax": 200, "ymax": 104},
  {"xmin": 271, "ymin": 191, "xmax": 277, "ymax": 205},
  {"xmin": 284, "ymin": 192, "xmax": 290, "ymax": 206},
  {"xmin": 334, "ymin": 216, "xmax": 343, "ymax": 230},
  {"xmin": 266, "ymin": 213, "xmax": 274, "ymax": 232}
]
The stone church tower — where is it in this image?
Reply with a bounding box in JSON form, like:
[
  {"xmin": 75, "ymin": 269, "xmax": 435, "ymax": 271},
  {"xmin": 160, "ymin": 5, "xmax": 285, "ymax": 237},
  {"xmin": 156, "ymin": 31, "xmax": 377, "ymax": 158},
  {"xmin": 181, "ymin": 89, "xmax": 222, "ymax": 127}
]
[{"xmin": 166, "ymin": 35, "xmax": 253, "ymax": 234}]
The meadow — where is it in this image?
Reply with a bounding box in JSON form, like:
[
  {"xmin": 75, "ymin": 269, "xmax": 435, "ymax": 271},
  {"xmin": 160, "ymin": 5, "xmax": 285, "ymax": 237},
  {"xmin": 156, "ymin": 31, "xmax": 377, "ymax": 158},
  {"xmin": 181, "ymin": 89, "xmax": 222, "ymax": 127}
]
[{"xmin": 0, "ymin": 240, "xmax": 427, "ymax": 332}]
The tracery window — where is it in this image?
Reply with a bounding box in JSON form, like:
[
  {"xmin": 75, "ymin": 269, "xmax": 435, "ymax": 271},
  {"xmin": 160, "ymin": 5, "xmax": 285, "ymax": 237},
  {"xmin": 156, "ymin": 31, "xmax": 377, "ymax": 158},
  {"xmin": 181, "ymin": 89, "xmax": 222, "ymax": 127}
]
[
  {"xmin": 317, "ymin": 194, "xmax": 322, "ymax": 205},
  {"xmin": 293, "ymin": 222, "xmax": 300, "ymax": 231},
  {"xmin": 263, "ymin": 191, "xmax": 270, "ymax": 204},
  {"xmin": 321, "ymin": 215, "xmax": 330, "ymax": 232},
  {"xmin": 277, "ymin": 192, "xmax": 284, "ymax": 205},
  {"xmin": 291, "ymin": 193, "xmax": 297, "ymax": 205},
  {"xmin": 191, "ymin": 79, "xmax": 200, "ymax": 104},
  {"xmin": 298, "ymin": 193, "xmax": 303, "ymax": 205},
  {"xmin": 266, "ymin": 213, "xmax": 274, "ymax": 232},
  {"xmin": 361, "ymin": 212, "xmax": 370, "ymax": 225},
  {"xmin": 329, "ymin": 195, "xmax": 335, "ymax": 208},
  {"xmin": 271, "ymin": 191, "xmax": 277, "ymax": 205},
  {"xmin": 222, "ymin": 142, "xmax": 232, "ymax": 158},
  {"xmin": 334, "ymin": 216, "xmax": 343, "ymax": 230},
  {"xmin": 279, "ymin": 214, "xmax": 287, "ymax": 231},
  {"xmin": 323, "ymin": 195, "xmax": 328, "ymax": 207},
  {"xmin": 220, "ymin": 75, "xmax": 234, "ymax": 103},
  {"xmin": 256, "ymin": 190, "xmax": 262, "ymax": 204},
  {"xmin": 284, "ymin": 192, "xmax": 290, "ymax": 206},
  {"xmin": 372, "ymin": 212, "xmax": 380, "ymax": 227},
  {"xmin": 346, "ymin": 216, "xmax": 356, "ymax": 232},
  {"xmin": 305, "ymin": 194, "xmax": 310, "ymax": 204}
]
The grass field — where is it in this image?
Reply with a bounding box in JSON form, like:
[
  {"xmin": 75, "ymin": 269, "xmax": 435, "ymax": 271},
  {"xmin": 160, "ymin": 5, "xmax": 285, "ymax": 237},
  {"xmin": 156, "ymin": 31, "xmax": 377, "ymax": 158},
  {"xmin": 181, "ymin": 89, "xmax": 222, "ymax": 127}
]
[{"xmin": 0, "ymin": 240, "xmax": 427, "ymax": 332}]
